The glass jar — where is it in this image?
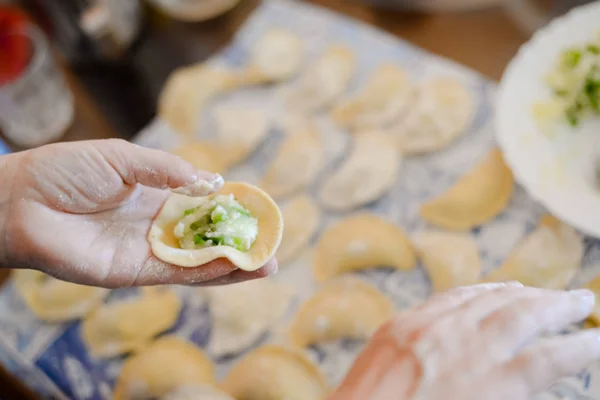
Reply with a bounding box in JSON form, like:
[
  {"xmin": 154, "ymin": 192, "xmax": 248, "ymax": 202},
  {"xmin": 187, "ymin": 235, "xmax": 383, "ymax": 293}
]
[{"xmin": 0, "ymin": 25, "xmax": 74, "ymax": 148}]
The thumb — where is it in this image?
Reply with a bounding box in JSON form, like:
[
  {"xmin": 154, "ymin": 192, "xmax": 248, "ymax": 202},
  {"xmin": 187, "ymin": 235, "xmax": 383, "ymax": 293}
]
[{"xmin": 95, "ymin": 139, "xmax": 223, "ymax": 196}]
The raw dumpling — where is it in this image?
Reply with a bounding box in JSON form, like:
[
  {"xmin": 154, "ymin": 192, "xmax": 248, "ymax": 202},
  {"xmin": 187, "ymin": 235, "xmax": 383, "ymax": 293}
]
[
  {"xmin": 412, "ymin": 231, "xmax": 481, "ymax": 292},
  {"xmin": 277, "ymin": 195, "xmax": 321, "ymax": 265},
  {"xmin": 260, "ymin": 121, "xmax": 324, "ymax": 199},
  {"xmin": 113, "ymin": 336, "xmax": 215, "ymax": 400},
  {"xmin": 149, "ymin": 182, "xmax": 283, "ymax": 271},
  {"xmin": 203, "ymin": 278, "xmax": 295, "ymax": 357},
  {"xmin": 391, "ymin": 77, "xmax": 474, "ymax": 155},
  {"xmin": 81, "ymin": 287, "xmax": 181, "ymax": 358},
  {"xmin": 211, "ymin": 105, "xmax": 270, "ymax": 167},
  {"xmin": 584, "ymin": 276, "xmax": 600, "ymax": 326},
  {"xmin": 158, "ymin": 64, "xmax": 240, "ymax": 136},
  {"xmin": 331, "ymin": 64, "xmax": 412, "ymax": 132},
  {"xmin": 288, "ymin": 277, "xmax": 394, "ymax": 347},
  {"xmin": 221, "ymin": 345, "xmax": 329, "ymax": 400},
  {"xmin": 12, "ymin": 270, "xmax": 108, "ymax": 323},
  {"xmin": 419, "ymin": 148, "xmax": 514, "ymax": 230},
  {"xmin": 319, "ymin": 132, "xmax": 400, "ymax": 211},
  {"xmin": 244, "ymin": 29, "xmax": 304, "ymax": 84},
  {"xmin": 313, "ymin": 213, "xmax": 416, "ymax": 282},
  {"xmin": 162, "ymin": 385, "xmax": 235, "ymax": 400},
  {"xmin": 484, "ymin": 215, "xmax": 584, "ymax": 290},
  {"xmin": 286, "ymin": 44, "xmax": 356, "ymax": 113},
  {"xmin": 170, "ymin": 142, "xmax": 228, "ymax": 174}
]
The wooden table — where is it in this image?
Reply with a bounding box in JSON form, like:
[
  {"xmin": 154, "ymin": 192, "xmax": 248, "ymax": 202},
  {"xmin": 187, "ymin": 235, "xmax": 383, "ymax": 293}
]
[{"xmin": 0, "ymin": 0, "xmax": 531, "ymax": 397}]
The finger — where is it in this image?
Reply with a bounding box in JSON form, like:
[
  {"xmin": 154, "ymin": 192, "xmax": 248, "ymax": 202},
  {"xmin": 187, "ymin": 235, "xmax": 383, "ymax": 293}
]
[
  {"xmin": 192, "ymin": 258, "xmax": 279, "ymax": 287},
  {"xmin": 497, "ymin": 328, "xmax": 600, "ymax": 398},
  {"xmin": 93, "ymin": 139, "xmax": 223, "ymax": 196},
  {"xmin": 479, "ymin": 289, "xmax": 595, "ymax": 357},
  {"xmin": 127, "ymin": 256, "xmax": 238, "ymax": 287},
  {"xmin": 388, "ymin": 282, "xmax": 523, "ymax": 340}
]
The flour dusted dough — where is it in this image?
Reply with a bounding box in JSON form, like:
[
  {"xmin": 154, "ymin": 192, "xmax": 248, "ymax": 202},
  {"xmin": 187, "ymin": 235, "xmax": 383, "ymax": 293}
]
[
  {"xmin": 277, "ymin": 195, "xmax": 321, "ymax": 265},
  {"xmin": 203, "ymin": 278, "xmax": 295, "ymax": 357},
  {"xmin": 212, "ymin": 105, "xmax": 270, "ymax": 167},
  {"xmin": 82, "ymin": 287, "xmax": 181, "ymax": 358},
  {"xmin": 162, "ymin": 385, "xmax": 235, "ymax": 400},
  {"xmin": 484, "ymin": 215, "xmax": 584, "ymax": 290},
  {"xmin": 288, "ymin": 277, "xmax": 394, "ymax": 348},
  {"xmin": 158, "ymin": 64, "xmax": 240, "ymax": 136},
  {"xmin": 170, "ymin": 142, "xmax": 228, "ymax": 174},
  {"xmin": 286, "ymin": 44, "xmax": 356, "ymax": 113},
  {"xmin": 412, "ymin": 231, "xmax": 481, "ymax": 292},
  {"xmin": 149, "ymin": 182, "xmax": 283, "ymax": 271},
  {"xmin": 260, "ymin": 121, "xmax": 324, "ymax": 199},
  {"xmin": 313, "ymin": 213, "xmax": 416, "ymax": 282},
  {"xmin": 392, "ymin": 77, "xmax": 474, "ymax": 155},
  {"xmin": 244, "ymin": 29, "xmax": 304, "ymax": 84},
  {"xmin": 11, "ymin": 270, "xmax": 109, "ymax": 323},
  {"xmin": 319, "ymin": 132, "xmax": 400, "ymax": 211},
  {"xmin": 221, "ymin": 345, "xmax": 329, "ymax": 400},
  {"xmin": 113, "ymin": 336, "xmax": 215, "ymax": 400},
  {"xmin": 331, "ymin": 64, "xmax": 411, "ymax": 132},
  {"xmin": 419, "ymin": 148, "xmax": 514, "ymax": 230}
]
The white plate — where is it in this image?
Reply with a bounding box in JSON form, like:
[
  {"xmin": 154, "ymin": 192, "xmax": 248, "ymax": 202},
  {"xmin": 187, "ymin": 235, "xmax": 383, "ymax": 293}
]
[{"xmin": 496, "ymin": 1, "xmax": 600, "ymax": 237}]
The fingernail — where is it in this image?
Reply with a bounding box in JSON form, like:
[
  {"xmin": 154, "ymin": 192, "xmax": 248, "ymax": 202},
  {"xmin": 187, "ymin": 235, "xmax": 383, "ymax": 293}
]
[
  {"xmin": 172, "ymin": 173, "xmax": 224, "ymax": 197},
  {"xmin": 570, "ymin": 289, "xmax": 596, "ymax": 308}
]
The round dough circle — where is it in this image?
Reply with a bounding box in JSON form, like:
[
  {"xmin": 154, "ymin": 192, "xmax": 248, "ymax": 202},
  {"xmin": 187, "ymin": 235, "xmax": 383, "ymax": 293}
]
[{"xmin": 149, "ymin": 182, "xmax": 283, "ymax": 271}]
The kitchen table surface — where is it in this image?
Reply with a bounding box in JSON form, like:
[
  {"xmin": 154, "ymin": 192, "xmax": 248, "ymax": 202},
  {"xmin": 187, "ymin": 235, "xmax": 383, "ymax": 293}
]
[{"xmin": 0, "ymin": 0, "xmax": 531, "ymax": 397}]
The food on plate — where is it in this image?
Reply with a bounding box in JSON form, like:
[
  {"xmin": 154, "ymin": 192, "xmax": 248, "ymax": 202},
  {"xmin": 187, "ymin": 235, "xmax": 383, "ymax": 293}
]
[
  {"xmin": 286, "ymin": 44, "xmax": 356, "ymax": 113},
  {"xmin": 113, "ymin": 336, "xmax": 215, "ymax": 400},
  {"xmin": 391, "ymin": 77, "xmax": 474, "ymax": 155},
  {"xmin": 277, "ymin": 195, "xmax": 321, "ymax": 265},
  {"xmin": 313, "ymin": 213, "xmax": 416, "ymax": 282},
  {"xmin": 202, "ymin": 278, "xmax": 295, "ymax": 357},
  {"xmin": 419, "ymin": 148, "xmax": 514, "ymax": 230},
  {"xmin": 411, "ymin": 230, "xmax": 481, "ymax": 292},
  {"xmin": 484, "ymin": 215, "xmax": 584, "ymax": 290},
  {"xmin": 158, "ymin": 64, "xmax": 240, "ymax": 136},
  {"xmin": 260, "ymin": 120, "xmax": 324, "ymax": 199},
  {"xmin": 221, "ymin": 345, "xmax": 329, "ymax": 400},
  {"xmin": 149, "ymin": 182, "xmax": 283, "ymax": 271},
  {"xmin": 331, "ymin": 64, "xmax": 412, "ymax": 131},
  {"xmin": 81, "ymin": 287, "xmax": 181, "ymax": 358},
  {"xmin": 11, "ymin": 269, "xmax": 109, "ymax": 323},
  {"xmin": 244, "ymin": 29, "xmax": 305, "ymax": 84},
  {"xmin": 288, "ymin": 277, "xmax": 394, "ymax": 348},
  {"xmin": 533, "ymin": 36, "xmax": 600, "ymax": 129},
  {"xmin": 319, "ymin": 132, "xmax": 400, "ymax": 211}
]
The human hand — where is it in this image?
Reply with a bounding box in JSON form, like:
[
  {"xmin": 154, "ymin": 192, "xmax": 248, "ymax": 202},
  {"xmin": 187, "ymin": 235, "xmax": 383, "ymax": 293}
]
[
  {"xmin": 0, "ymin": 139, "xmax": 277, "ymax": 288},
  {"xmin": 331, "ymin": 282, "xmax": 600, "ymax": 400}
]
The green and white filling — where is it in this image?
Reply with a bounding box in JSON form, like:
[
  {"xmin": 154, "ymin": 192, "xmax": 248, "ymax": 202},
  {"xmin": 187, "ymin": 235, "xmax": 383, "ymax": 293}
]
[
  {"xmin": 534, "ymin": 34, "xmax": 600, "ymax": 129},
  {"xmin": 174, "ymin": 194, "xmax": 258, "ymax": 252}
]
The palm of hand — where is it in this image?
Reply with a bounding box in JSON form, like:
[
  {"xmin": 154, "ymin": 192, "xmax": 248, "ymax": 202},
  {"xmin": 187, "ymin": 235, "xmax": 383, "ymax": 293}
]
[{"xmin": 5, "ymin": 142, "xmax": 258, "ymax": 287}]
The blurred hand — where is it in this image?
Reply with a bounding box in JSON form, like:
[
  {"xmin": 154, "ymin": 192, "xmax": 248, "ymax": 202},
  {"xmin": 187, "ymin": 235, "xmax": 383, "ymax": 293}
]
[
  {"xmin": 0, "ymin": 139, "xmax": 276, "ymax": 288},
  {"xmin": 331, "ymin": 282, "xmax": 600, "ymax": 400}
]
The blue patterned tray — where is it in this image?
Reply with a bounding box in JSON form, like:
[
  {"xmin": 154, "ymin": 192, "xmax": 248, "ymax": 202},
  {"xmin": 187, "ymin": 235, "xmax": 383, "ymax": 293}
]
[{"xmin": 1, "ymin": 1, "xmax": 600, "ymax": 399}]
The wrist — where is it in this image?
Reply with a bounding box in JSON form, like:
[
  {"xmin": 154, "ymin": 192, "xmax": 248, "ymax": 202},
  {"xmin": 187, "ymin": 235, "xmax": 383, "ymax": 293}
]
[{"xmin": 0, "ymin": 152, "xmax": 22, "ymax": 267}]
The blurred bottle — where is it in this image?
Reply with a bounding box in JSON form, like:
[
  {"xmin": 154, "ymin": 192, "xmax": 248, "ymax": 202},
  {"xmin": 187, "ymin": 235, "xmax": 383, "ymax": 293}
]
[{"xmin": 18, "ymin": 0, "xmax": 155, "ymax": 138}]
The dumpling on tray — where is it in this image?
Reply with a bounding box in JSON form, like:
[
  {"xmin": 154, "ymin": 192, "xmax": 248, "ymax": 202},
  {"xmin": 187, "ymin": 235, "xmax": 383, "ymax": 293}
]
[
  {"xmin": 221, "ymin": 345, "xmax": 329, "ymax": 400},
  {"xmin": 313, "ymin": 213, "xmax": 416, "ymax": 282},
  {"xmin": 288, "ymin": 277, "xmax": 394, "ymax": 348}
]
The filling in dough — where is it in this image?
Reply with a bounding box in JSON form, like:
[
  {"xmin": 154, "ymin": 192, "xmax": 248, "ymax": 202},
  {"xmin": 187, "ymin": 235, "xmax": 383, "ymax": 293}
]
[{"xmin": 174, "ymin": 194, "xmax": 258, "ymax": 252}]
